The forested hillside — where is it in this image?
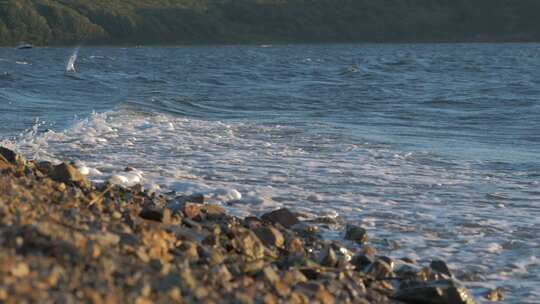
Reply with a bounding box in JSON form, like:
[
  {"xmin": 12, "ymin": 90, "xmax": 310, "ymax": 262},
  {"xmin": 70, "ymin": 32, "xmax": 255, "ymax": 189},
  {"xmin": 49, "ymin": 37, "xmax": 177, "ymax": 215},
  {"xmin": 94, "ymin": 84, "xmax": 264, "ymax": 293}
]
[{"xmin": 1, "ymin": 0, "xmax": 540, "ymax": 46}]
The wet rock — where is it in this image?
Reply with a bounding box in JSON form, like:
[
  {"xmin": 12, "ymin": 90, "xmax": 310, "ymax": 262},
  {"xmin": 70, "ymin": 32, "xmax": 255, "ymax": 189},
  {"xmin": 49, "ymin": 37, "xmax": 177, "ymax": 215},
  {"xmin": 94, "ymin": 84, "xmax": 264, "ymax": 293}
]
[
  {"xmin": 430, "ymin": 259, "xmax": 452, "ymax": 277},
  {"xmin": 49, "ymin": 163, "xmax": 90, "ymax": 188},
  {"xmin": 401, "ymin": 257, "xmax": 416, "ymax": 264},
  {"xmin": 365, "ymin": 259, "xmax": 394, "ymax": 280},
  {"xmin": 178, "ymin": 193, "xmax": 205, "ymax": 204},
  {"xmin": 320, "ymin": 246, "xmax": 338, "ymax": 267},
  {"xmin": 139, "ymin": 208, "xmax": 163, "ymax": 222},
  {"xmin": 393, "ymin": 279, "xmax": 476, "ymax": 304},
  {"xmin": 292, "ymin": 222, "xmax": 320, "ymax": 236},
  {"xmin": 244, "ymin": 216, "xmax": 263, "ymax": 229},
  {"xmin": 0, "ymin": 147, "xmax": 23, "ymax": 164},
  {"xmin": 351, "ymin": 253, "xmax": 375, "ymax": 271},
  {"xmin": 378, "ymin": 256, "xmax": 394, "ymax": 270},
  {"xmin": 261, "ymin": 208, "xmax": 299, "ymax": 228},
  {"xmin": 344, "ymin": 224, "xmax": 368, "ymax": 244},
  {"xmin": 484, "ymin": 288, "xmax": 503, "ymax": 301},
  {"xmin": 254, "ymin": 227, "xmax": 284, "ymax": 249}
]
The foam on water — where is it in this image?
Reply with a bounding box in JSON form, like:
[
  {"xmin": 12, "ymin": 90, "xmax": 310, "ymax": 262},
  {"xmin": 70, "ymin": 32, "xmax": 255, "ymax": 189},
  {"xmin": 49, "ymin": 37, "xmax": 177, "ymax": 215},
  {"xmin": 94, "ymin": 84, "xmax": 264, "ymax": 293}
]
[{"xmin": 7, "ymin": 108, "xmax": 540, "ymax": 301}]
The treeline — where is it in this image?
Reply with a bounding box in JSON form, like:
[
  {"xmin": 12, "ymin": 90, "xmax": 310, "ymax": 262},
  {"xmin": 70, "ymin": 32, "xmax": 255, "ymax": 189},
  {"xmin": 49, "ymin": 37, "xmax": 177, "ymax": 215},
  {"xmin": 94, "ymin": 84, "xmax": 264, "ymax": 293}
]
[{"xmin": 1, "ymin": 0, "xmax": 540, "ymax": 46}]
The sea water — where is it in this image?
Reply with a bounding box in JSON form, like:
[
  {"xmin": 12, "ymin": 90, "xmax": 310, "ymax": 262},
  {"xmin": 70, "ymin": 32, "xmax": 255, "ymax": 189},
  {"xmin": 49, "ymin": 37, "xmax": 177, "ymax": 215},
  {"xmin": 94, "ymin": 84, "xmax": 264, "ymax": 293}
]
[{"xmin": 1, "ymin": 44, "xmax": 539, "ymax": 302}]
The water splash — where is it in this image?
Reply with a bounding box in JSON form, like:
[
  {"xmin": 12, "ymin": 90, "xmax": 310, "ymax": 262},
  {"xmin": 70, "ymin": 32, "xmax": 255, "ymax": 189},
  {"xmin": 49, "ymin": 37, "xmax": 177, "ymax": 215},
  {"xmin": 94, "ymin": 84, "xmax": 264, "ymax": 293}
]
[{"xmin": 65, "ymin": 47, "xmax": 79, "ymax": 73}]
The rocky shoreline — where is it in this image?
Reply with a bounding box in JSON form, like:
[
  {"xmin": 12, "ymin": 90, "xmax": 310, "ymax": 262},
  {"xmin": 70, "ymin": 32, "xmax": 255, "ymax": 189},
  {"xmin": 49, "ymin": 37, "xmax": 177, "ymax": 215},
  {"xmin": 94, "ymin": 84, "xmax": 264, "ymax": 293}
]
[{"xmin": 0, "ymin": 146, "xmax": 493, "ymax": 303}]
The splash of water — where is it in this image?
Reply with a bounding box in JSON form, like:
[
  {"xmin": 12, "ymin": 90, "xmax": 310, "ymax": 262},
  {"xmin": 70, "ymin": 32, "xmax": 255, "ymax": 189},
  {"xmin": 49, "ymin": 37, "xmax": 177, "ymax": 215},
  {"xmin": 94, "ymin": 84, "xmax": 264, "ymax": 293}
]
[{"xmin": 66, "ymin": 47, "xmax": 79, "ymax": 73}]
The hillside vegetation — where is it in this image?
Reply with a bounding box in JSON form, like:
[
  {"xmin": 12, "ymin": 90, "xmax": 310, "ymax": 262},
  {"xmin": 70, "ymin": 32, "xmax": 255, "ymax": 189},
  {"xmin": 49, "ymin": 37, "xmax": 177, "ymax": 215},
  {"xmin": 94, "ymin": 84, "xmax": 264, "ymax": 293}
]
[{"xmin": 1, "ymin": 0, "xmax": 540, "ymax": 46}]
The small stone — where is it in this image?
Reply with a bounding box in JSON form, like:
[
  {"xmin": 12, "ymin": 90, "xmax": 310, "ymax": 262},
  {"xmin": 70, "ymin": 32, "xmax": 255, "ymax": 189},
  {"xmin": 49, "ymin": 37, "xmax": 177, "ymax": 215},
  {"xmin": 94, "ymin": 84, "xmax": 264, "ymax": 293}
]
[
  {"xmin": 274, "ymin": 281, "xmax": 291, "ymax": 297},
  {"xmin": 139, "ymin": 208, "xmax": 163, "ymax": 222},
  {"xmin": 231, "ymin": 228, "xmax": 265, "ymax": 260},
  {"xmin": 212, "ymin": 265, "xmax": 233, "ymax": 283},
  {"xmin": 261, "ymin": 208, "xmax": 299, "ymax": 228},
  {"xmin": 286, "ymin": 237, "xmax": 305, "ymax": 254},
  {"xmin": 179, "ymin": 241, "xmax": 199, "ymax": 262},
  {"xmin": 244, "ymin": 260, "xmax": 265, "ymax": 273},
  {"xmin": 112, "ymin": 211, "xmax": 123, "ymax": 220},
  {"xmin": 262, "ymin": 266, "xmax": 280, "ymax": 283},
  {"xmin": 315, "ymin": 289, "xmax": 335, "ymax": 304},
  {"xmin": 11, "ymin": 263, "xmax": 30, "ymax": 277},
  {"xmin": 169, "ymin": 288, "xmax": 182, "ymax": 301},
  {"xmin": 283, "ymin": 269, "xmax": 308, "ymax": 285},
  {"xmin": 344, "ymin": 224, "xmax": 368, "ymax": 244},
  {"xmin": 430, "ymin": 259, "xmax": 452, "ymax": 277},
  {"xmin": 254, "ymin": 226, "xmax": 285, "ymax": 248},
  {"xmin": 183, "ymin": 203, "xmax": 202, "ymax": 219}
]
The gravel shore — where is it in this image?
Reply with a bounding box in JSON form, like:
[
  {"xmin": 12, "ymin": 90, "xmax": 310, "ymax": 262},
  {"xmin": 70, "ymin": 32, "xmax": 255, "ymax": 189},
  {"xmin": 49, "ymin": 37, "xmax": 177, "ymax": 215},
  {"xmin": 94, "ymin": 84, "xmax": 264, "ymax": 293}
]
[{"xmin": 0, "ymin": 146, "xmax": 487, "ymax": 303}]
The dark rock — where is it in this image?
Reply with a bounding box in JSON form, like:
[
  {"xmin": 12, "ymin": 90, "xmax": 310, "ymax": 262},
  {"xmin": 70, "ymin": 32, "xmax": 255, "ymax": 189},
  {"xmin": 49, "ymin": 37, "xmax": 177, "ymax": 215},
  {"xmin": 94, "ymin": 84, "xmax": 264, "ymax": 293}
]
[
  {"xmin": 430, "ymin": 260, "xmax": 452, "ymax": 277},
  {"xmin": 378, "ymin": 256, "xmax": 395, "ymax": 270},
  {"xmin": 254, "ymin": 226, "xmax": 284, "ymax": 249},
  {"xmin": 49, "ymin": 163, "xmax": 90, "ymax": 188},
  {"xmin": 351, "ymin": 253, "xmax": 375, "ymax": 271},
  {"xmin": 344, "ymin": 224, "xmax": 368, "ymax": 244},
  {"xmin": 299, "ymin": 267, "xmax": 322, "ymax": 280},
  {"xmin": 393, "ymin": 279, "xmax": 476, "ymax": 304},
  {"xmin": 292, "ymin": 222, "xmax": 320, "ymax": 236},
  {"xmin": 178, "ymin": 193, "xmax": 205, "ymax": 204},
  {"xmin": 401, "ymin": 257, "xmax": 416, "ymax": 264},
  {"xmin": 0, "ymin": 147, "xmax": 22, "ymax": 164},
  {"xmin": 244, "ymin": 216, "xmax": 263, "ymax": 229},
  {"xmin": 261, "ymin": 208, "xmax": 299, "ymax": 228},
  {"xmin": 320, "ymin": 246, "xmax": 338, "ymax": 267},
  {"xmin": 365, "ymin": 260, "xmax": 394, "ymax": 279},
  {"xmin": 139, "ymin": 208, "xmax": 163, "ymax": 222}
]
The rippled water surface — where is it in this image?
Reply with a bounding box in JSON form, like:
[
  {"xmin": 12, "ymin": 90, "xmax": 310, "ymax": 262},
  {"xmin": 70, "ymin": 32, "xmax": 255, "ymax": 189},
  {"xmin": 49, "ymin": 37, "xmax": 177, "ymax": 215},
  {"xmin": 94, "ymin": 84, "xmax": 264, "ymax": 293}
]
[{"xmin": 1, "ymin": 44, "xmax": 539, "ymax": 302}]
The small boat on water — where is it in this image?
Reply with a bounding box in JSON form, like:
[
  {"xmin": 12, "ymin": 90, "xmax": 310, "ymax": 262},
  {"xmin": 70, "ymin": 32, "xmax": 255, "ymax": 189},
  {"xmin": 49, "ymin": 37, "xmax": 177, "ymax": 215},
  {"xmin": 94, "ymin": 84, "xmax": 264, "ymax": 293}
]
[{"xmin": 16, "ymin": 43, "xmax": 33, "ymax": 50}]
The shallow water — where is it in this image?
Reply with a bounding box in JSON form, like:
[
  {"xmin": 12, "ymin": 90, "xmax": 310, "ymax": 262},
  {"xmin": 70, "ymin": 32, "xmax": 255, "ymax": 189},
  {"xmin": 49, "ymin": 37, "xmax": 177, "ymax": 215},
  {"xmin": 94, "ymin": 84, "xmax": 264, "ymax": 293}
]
[{"xmin": 1, "ymin": 44, "xmax": 539, "ymax": 302}]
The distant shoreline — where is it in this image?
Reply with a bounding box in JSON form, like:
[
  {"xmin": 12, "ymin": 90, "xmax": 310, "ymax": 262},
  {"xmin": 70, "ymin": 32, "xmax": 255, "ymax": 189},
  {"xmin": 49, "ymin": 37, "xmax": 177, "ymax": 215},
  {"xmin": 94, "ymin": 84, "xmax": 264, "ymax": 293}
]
[
  {"xmin": 4, "ymin": 38, "xmax": 540, "ymax": 49},
  {"xmin": 2, "ymin": 1, "xmax": 540, "ymax": 49}
]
